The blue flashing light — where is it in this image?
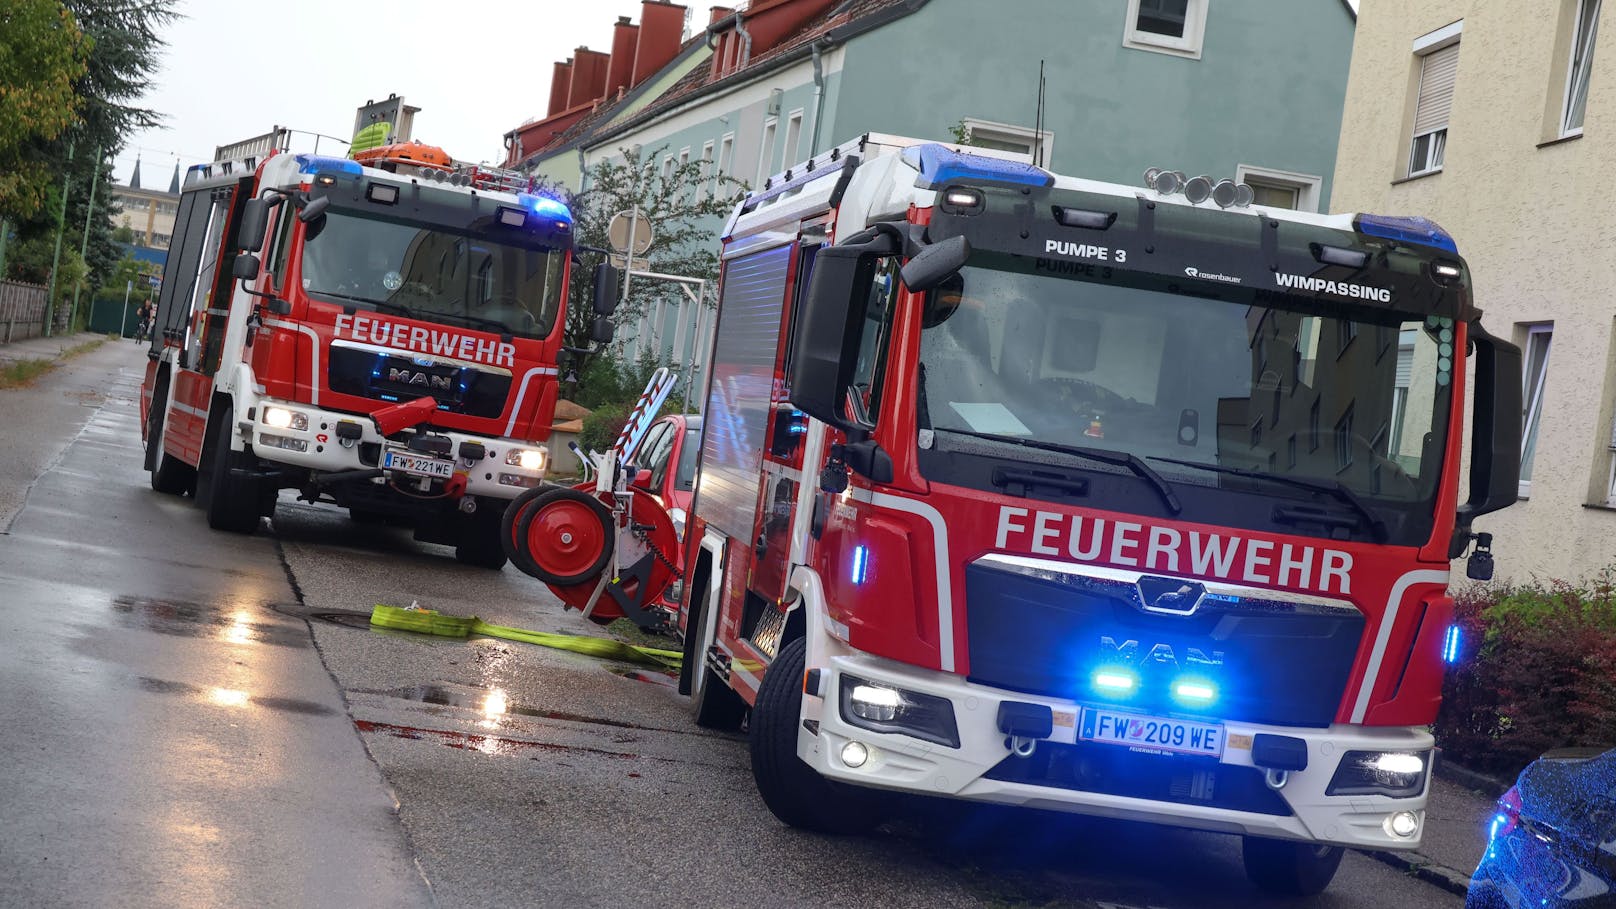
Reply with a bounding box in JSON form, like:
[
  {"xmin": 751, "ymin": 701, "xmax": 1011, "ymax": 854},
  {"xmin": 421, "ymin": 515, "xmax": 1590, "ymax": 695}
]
[
  {"xmin": 519, "ymin": 192, "xmax": 573, "ymax": 225},
  {"xmin": 1092, "ymin": 670, "xmax": 1138, "ymax": 694},
  {"xmin": 1173, "ymin": 678, "xmax": 1218, "ymax": 705},
  {"xmin": 1354, "ymin": 213, "xmax": 1459, "ymax": 254},
  {"xmin": 902, "ymin": 143, "xmax": 1054, "ymax": 190},
  {"xmin": 1443, "ymin": 624, "xmax": 1462, "ymax": 664},
  {"xmin": 851, "ymin": 545, "xmax": 869, "ymax": 585},
  {"xmin": 295, "ymin": 154, "xmax": 362, "ymax": 177}
]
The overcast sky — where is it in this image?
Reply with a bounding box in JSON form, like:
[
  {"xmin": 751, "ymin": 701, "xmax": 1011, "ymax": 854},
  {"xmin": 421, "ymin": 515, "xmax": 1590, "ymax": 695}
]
[{"xmin": 113, "ymin": 0, "xmax": 662, "ymax": 187}]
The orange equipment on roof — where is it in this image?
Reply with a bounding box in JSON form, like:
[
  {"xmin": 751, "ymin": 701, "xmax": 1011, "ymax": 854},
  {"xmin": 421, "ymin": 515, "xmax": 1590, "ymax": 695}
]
[{"xmin": 352, "ymin": 141, "xmax": 453, "ymax": 171}]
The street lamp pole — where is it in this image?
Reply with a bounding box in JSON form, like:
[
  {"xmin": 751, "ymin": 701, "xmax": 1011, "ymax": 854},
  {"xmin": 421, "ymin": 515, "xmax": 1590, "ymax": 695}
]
[
  {"xmin": 69, "ymin": 144, "xmax": 104, "ymax": 333},
  {"xmin": 44, "ymin": 139, "xmax": 75, "ymax": 338}
]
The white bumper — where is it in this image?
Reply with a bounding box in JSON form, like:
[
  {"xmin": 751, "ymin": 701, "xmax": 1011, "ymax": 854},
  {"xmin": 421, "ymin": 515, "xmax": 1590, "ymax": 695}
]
[
  {"xmin": 799, "ymin": 645, "xmax": 1433, "ymax": 851},
  {"xmin": 243, "ymin": 396, "xmax": 547, "ymax": 499}
]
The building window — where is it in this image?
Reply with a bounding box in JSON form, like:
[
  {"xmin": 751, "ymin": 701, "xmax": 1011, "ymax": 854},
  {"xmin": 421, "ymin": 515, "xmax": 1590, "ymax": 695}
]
[
  {"xmin": 717, "ymin": 133, "xmax": 735, "ymax": 197},
  {"xmin": 1123, "ymin": 0, "xmax": 1208, "ymax": 59},
  {"xmin": 1234, "ymin": 165, "xmax": 1323, "ymax": 213},
  {"xmin": 1335, "ymin": 405, "xmax": 1355, "ymax": 472},
  {"xmin": 1563, "ymin": 0, "xmax": 1603, "ymax": 135},
  {"xmin": 1408, "ymin": 24, "xmax": 1461, "ymax": 177},
  {"xmin": 783, "ymin": 110, "xmax": 804, "ymax": 169},
  {"xmin": 756, "ymin": 117, "xmax": 778, "ymax": 186},
  {"xmin": 960, "ymin": 117, "xmax": 1054, "ymax": 165},
  {"xmin": 700, "ymin": 141, "xmax": 714, "ymax": 200},
  {"xmin": 677, "ymin": 147, "xmax": 690, "ymax": 202},
  {"xmin": 1521, "ymin": 324, "xmax": 1553, "ymax": 497}
]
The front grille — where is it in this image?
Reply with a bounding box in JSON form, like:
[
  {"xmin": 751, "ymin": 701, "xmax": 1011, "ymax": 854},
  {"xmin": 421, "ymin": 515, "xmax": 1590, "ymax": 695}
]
[
  {"xmin": 328, "ymin": 342, "xmax": 511, "ymax": 419},
  {"xmin": 964, "ymin": 558, "xmax": 1364, "ymax": 727},
  {"xmin": 984, "ymin": 741, "xmax": 1293, "ymax": 816}
]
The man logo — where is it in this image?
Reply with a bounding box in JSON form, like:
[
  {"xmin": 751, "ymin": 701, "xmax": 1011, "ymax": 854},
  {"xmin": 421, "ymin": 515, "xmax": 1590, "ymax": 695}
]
[
  {"xmin": 1136, "ymin": 576, "xmax": 1206, "ymax": 615},
  {"xmin": 387, "ymin": 368, "xmax": 453, "ymax": 391},
  {"xmin": 1100, "ymin": 635, "xmax": 1225, "ymax": 668}
]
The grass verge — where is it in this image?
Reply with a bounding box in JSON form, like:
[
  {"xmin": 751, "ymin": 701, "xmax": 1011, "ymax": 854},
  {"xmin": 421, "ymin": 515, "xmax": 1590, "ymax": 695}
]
[{"xmin": 0, "ymin": 338, "xmax": 108, "ymax": 390}]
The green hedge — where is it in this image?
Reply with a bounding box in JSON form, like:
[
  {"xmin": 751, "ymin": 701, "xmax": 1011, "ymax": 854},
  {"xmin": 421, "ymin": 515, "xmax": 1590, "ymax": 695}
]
[{"xmin": 1437, "ymin": 567, "xmax": 1616, "ymax": 777}]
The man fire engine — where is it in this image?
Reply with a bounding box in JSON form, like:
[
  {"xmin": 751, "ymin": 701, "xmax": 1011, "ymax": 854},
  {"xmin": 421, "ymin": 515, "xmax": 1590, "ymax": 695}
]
[
  {"xmin": 140, "ymin": 145, "xmax": 617, "ymax": 569},
  {"xmin": 663, "ymin": 135, "xmax": 1520, "ymax": 895}
]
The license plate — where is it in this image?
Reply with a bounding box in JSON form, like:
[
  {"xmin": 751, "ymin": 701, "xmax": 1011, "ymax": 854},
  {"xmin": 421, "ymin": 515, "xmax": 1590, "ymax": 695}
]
[
  {"xmin": 1080, "ymin": 708, "xmax": 1224, "ymax": 758},
  {"xmin": 382, "ymin": 449, "xmax": 454, "ymax": 479}
]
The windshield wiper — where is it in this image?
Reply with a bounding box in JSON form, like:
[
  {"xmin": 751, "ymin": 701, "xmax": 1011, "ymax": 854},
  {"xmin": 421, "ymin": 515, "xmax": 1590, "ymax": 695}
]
[
  {"xmin": 309, "ymin": 290, "xmax": 415, "ymax": 318},
  {"xmin": 1146, "ymin": 455, "xmax": 1388, "ymax": 542},
  {"xmin": 432, "ymin": 311, "xmax": 516, "ymax": 334},
  {"xmin": 938, "ymin": 427, "xmax": 1182, "ymax": 514}
]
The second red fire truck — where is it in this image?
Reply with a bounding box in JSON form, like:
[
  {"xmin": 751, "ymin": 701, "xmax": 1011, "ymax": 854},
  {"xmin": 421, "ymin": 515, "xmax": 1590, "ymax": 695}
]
[{"xmin": 140, "ymin": 145, "xmax": 616, "ymax": 568}]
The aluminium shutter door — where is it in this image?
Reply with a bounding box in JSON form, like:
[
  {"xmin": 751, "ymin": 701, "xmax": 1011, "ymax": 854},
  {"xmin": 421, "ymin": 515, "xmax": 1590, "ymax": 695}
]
[{"xmin": 1413, "ymin": 43, "xmax": 1460, "ymax": 136}]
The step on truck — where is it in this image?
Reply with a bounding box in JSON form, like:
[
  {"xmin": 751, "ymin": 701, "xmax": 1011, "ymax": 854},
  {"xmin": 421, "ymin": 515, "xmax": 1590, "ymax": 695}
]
[
  {"xmin": 140, "ymin": 145, "xmax": 619, "ymax": 569},
  {"xmin": 668, "ymin": 134, "xmax": 1521, "ymax": 894}
]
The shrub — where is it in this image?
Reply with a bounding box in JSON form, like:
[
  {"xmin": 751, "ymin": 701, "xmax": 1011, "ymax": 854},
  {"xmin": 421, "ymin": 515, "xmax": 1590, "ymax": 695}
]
[
  {"xmin": 578, "ymin": 403, "xmax": 630, "ymax": 455},
  {"xmin": 1436, "ymin": 568, "xmax": 1616, "ymax": 777}
]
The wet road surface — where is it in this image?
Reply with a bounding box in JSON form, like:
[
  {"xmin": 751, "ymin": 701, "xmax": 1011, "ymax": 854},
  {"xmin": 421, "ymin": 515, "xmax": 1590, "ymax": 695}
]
[{"xmin": 0, "ymin": 342, "xmax": 1467, "ymax": 908}]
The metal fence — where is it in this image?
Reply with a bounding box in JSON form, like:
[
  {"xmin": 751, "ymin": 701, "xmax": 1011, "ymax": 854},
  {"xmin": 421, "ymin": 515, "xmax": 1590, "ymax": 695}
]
[{"xmin": 0, "ymin": 280, "xmax": 47, "ymax": 343}]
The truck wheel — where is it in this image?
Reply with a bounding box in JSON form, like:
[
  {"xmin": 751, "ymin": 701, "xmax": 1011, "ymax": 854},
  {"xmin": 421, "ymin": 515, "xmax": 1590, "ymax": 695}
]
[
  {"xmin": 197, "ymin": 410, "xmax": 263, "ymax": 534},
  {"xmin": 750, "ymin": 637, "xmax": 887, "ymax": 835},
  {"xmin": 685, "ymin": 584, "xmax": 745, "ymax": 729},
  {"xmin": 1241, "ymin": 836, "xmax": 1344, "ymax": 896},
  {"xmin": 455, "ymin": 502, "xmax": 508, "ymax": 570},
  {"xmin": 146, "ymin": 378, "xmax": 195, "ymax": 495},
  {"xmin": 512, "ymin": 487, "xmax": 613, "ymax": 586}
]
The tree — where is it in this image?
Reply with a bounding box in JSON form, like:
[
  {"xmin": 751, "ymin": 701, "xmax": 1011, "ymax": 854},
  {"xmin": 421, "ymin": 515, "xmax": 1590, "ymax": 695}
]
[
  {"xmin": 552, "ymin": 145, "xmax": 746, "ymax": 398},
  {"xmin": 0, "ymin": 0, "xmax": 90, "ymax": 219}
]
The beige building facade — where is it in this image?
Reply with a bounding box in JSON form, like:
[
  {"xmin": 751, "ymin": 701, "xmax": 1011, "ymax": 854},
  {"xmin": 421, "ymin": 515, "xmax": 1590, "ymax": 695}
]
[
  {"xmin": 111, "ymin": 184, "xmax": 180, "ymax": 250},
  {"xmin": 1333, "ymin": 0, "xmax": 1616, "ymax": 582}
]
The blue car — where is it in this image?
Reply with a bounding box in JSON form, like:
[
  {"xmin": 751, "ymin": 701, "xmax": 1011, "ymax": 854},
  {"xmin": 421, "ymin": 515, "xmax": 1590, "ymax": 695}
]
[{"xmin": 1467, "ymin": 747, "xmax": 1616, "ymax": 908}]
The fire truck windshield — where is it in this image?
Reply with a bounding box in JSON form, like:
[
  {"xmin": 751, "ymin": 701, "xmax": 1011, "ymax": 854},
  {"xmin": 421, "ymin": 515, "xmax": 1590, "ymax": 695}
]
[
  {"xmin": 299, "ymin": 208, "xmax": 565, "ymax": 340},
  {"xmin": 914, "ymin": 251, "xmax": 1455, "ymax": 546}
]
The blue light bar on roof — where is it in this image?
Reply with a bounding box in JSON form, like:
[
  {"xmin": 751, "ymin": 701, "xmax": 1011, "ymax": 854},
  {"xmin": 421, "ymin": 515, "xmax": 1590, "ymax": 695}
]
[
  {"xmin": 1354, "ymin": 213, "xmax": 1458, "ymax": 254},
  {"xmin": 903, "ymin": 143, "xmax": 1054, "ymax": 190},
  {"xmin": 295, "ymin": 154, "xmax": 362, "ymax": 177},
  {"xmin": 519, "ymin": 192, "xmax": 572, "ymax": 225}
]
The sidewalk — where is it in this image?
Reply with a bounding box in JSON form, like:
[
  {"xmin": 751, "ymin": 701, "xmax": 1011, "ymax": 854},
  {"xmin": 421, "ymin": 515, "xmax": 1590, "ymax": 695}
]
[
  {"xmin": 0, "ymin": 331, "xmax": 117, "ymax": 364},
  {"xmin": 1361, "ymin": 759, "xmax": 1505, "ymax": 896}
]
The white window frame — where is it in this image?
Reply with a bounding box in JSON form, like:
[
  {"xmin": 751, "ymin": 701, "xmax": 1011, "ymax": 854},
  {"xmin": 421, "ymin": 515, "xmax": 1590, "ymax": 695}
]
[
  {"xmin": 1234, "ymin": 164, "xmax": 1324, "ymax": 213},
  {"xmin": 1123, "ymin": 0, "xmax": 1209, "ymax": 60},
  {"xmin": 717, "ymin": 132, "xmax": 736, "ymax": 199},
  {"xmin": 783, "ymin": 109, "xmax": 804, "ymax": 170},
  {"xmin": 756, "ymin": 116, "xmax": 779, "ymax": 186},
  {"xmin": 699, "ymin": 140, "xmax": 715, "ymax": 201},
  {"xmin": 1520, "ymin": 323, "xmax": 1553, "ymax": 498},
  {"xmin": 960, "ymin": 117, "xmax": 1054, "ymax": 164},
  {"xmin": 1562, "ymin": 0, "xmax": 1603, "ymax": 137},
  {"xmin": 1605, "ymin": 411, "xmax": 1616, "ymax": 505},
  {"xmin": 1408, "ymin": 22, "xmax": 1462, "ymax": 178},
  {"xmin": 677, "ymin": 147, "xmax": 691, "ymax": 202}
]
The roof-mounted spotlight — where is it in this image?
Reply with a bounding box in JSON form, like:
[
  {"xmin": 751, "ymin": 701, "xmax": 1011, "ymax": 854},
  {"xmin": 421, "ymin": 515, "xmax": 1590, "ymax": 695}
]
[
  {"xmin": 1151, "ymin": 170, "xmax": 1186, "ymax": 195},
  {"xmin": 1184, "ymin": 175, "xmax": 1213, "ymax": 205},
  {"xmin": 1234, "ymin": 183, "xmax": 1255, "ymax": 207},
  {"xmin": 1212, "ymin": 179, "xmax": 1240, "ymax": 208}
]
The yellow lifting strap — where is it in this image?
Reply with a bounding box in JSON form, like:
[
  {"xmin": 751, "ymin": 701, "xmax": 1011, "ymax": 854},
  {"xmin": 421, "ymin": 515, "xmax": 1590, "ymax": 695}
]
[{"xmin": 369, "ymin": 604, "xmax": 682, "ymax": 671}]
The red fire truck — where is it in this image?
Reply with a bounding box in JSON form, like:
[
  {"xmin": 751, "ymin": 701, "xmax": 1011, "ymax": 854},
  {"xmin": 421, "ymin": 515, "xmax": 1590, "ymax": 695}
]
[
  {"xmin": 140, "ymin": 146, "xmax": 616, "ymax": 569},
  {"xmin": 668, "ymin": 134, "xmax": 1520, "ymax": 894}
]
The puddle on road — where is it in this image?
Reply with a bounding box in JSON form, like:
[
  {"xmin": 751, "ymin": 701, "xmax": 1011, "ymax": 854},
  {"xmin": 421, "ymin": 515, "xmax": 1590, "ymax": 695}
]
[
  {"xmin": 355, "ymin": 718, "xmax": 661, "ymax": 762},
  {"xmin": 607, "ymin": 668, "xmax": 679, "ymax": 689},
  {"xmin": 112, "ymin": 595, "xmax": 310, "ymax": 648},
  {"xmin": 376, "ymin": 683, "xmax": 648, "ymax": 731},
  {"xmin": 135, "ymin": 676, "xmax": 337, "ymax": 715}
]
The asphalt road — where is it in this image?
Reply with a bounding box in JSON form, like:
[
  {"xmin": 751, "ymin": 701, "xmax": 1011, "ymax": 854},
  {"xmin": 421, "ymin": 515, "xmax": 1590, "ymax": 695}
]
[{"xmin": 0, "ymin": 341, "xmax": 1468, "ymax": 908}]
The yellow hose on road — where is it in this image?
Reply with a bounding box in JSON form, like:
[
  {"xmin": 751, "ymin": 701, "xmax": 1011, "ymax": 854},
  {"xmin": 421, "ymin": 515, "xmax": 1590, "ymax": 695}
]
[{"xmin": 370, "ymin": 604, "xmax": 682, "ymax": 671}]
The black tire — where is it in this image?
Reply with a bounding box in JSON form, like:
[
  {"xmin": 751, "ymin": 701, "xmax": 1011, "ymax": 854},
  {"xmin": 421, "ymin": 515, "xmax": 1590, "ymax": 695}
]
[
  {"xmin": 146, "ymin": 376, "xmax": 195, "ymax": 495},
  {"xmin": 1241, "ymin": 836, "xmax": 1344, "ymax": 896},
  {"xmin": 685, "ymin": 580, "xmax": 746, "ymax": 729},
  {"xmin": 750, "ymin": 638, "xmax": 887, "ymax": 835},
  {"xmin": 510, "ymin": 487, "xmax": 614, "ymax": 585},
  {"xmin": 196, "ymin": 408, "xmax": 263, "ymax": 534},
  {"xmin": 455, "ymin": 501, "xmax": 508, "ymax": 570}
]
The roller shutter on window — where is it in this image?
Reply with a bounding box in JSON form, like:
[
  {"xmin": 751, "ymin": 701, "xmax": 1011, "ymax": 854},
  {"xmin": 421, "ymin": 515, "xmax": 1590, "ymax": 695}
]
[{"xmin": 1412, "ymin": 44, "xmax": 1460, "ymax": 136}]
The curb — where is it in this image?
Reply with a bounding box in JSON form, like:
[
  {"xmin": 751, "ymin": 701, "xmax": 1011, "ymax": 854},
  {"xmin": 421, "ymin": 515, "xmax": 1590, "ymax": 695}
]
[
  {"xmin": 1362, "ymin": 848, "xmax": 1472, "ymax": 897},
  {"xmin": 1433, "ymin": 749, "xmax": 1514, "ymax": 799}
]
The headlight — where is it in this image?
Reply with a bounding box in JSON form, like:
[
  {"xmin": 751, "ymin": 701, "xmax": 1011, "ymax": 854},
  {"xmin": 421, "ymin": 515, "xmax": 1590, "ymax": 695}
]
[
  {"xmin": 263, "ymin": 406, "xmax": 308, "ymax": 431},
  {"xmin": 838, "ymin": 674, "xmax": 960, "ymax": 748},
  {"xmin": 505, "ymin": 448, "xmax": 546, "ymax": 471},
  {"xmin": 1327, "ymin": 750, "xmax": 1431, "ymax": 798}
]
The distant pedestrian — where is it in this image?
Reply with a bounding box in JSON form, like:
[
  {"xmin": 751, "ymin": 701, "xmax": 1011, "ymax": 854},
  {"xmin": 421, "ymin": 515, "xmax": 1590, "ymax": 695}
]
[{"xmin": 134, "ymin": 301, "xmax": 155, "ymax": 343}]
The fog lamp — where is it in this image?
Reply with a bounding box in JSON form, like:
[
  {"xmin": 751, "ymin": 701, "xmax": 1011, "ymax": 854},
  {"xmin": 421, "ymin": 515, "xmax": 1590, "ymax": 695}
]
[
  {"xmin": 841, "ymin": 741, "xmax": 869, "ymax": 769},
  {"xmin": 1387, "ymin": 810, "xmax": 1420, "ymax": 838}
]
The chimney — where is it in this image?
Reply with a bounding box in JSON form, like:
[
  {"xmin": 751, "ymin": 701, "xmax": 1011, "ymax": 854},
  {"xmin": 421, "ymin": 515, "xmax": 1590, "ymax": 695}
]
[
  {"xmin": 606, "ymin": 16, "xmax": 640, "ymax": 98},
  {"xmin": 709, "ymin": 5, "xmax": 734, "ymax": 25},
  {"xmin": 567, "ymin": 47, "xmax": 611, "ymax": 108},
  {"xmin": 632, "ymin": 1, "xmax": 687, "ymax": 86},
  {"xmin": 548, "ymin": 59, "xmax": 573, "ymax": 116}
]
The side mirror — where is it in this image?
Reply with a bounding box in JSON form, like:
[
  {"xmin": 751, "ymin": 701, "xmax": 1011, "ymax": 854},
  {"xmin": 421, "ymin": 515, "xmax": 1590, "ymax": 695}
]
[
  {"xmin": 787, "ymin": 223, "xmax": 902, "ymax": 432},
  {"xmin": 298, "ymin": 195, "xmax": 330, "ymax": 223},
  {"xmin": 232, "ymin": 253, "xmax": 261, "ymax": 281},
  {"xmin": 589, "ymin": 315, "xmax": 615, "ymax": 344},
  {"xmin": 632, "ymin": 468, "xmax": 653, "ymax": 490},
  {"xmin": 238, "ymin": 198, "xmax": 273, "ymax": 252},
  {"xmin": 1451, "ymin": 321, "xmax": 1522, "ymax": 556},
  {"xmin": 900, "ymin": 235, "xmax": 971, "ymax": 292},
  {"xmin": 592, "ymin": 262, "xmax": 623, "ymax": 316}
]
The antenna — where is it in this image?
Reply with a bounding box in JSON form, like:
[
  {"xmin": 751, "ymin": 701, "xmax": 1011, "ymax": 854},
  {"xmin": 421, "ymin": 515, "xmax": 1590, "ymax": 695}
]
[{"xmin": 1034, "ymin": 59, "xmax": 1047, "ymax": 166}]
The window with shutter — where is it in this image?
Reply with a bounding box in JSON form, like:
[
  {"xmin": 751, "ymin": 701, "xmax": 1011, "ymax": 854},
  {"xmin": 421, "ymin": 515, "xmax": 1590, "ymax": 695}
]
[
  {"xmin": 1409, "ymin": 42, "xmax": 1459, "ymax": 176},
  {"xmin": 1563, "ymin": 0, "xmax": 1603, "ymax": 135}
]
